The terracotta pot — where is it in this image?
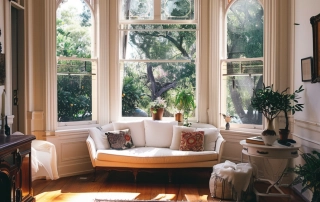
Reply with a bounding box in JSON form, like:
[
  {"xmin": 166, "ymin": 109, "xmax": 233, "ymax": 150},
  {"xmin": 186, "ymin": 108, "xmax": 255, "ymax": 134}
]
[
  {"xmin": 279, "ymin": 129, "xmax": 290, "ymax": 141},
  {"xmin": 151, "ymin": 108, "xmax": 164, "ymax": 120},
  {"xmin": 175, "ymin": 113, "xmax": 183, "ymax": 122}
]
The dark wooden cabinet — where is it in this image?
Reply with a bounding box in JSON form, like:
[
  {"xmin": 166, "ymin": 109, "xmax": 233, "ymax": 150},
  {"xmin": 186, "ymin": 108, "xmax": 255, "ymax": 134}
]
[{"xmin": 0, "ymin": 135, "xmax": 36, "ymax": 202}]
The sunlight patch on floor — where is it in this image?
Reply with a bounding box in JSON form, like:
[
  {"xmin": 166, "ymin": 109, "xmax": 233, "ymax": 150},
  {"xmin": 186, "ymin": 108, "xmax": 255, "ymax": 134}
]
[
  {"xmin": 35, "ymin": 191, "xmax": 141, "ymax": 202},
  {"xmin": 152, "ymin": 193, "xmax": 176, "ymax": 200}
]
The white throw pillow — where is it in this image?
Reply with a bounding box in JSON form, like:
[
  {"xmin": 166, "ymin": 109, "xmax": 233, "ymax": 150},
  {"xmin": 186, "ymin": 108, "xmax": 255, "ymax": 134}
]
[
  {"xmin": 113, "ymin": 120, "xmax": 145, "ymax": 147},
  {"xmin": 100, "ymin": 123, "xmax": 114, "ymax": 132},
  {"xmin": 170, "ymin": 125, "xmax": 196, "ymax": 150},
  {"xmin": 88, "ymin": 127, "xmax": 110, "ymax": 150},
  {"xmin": 196, "ymin": 128, "xmax": 220, "ymax": 151},
  {"xmin": 144, "ymin": 120, "xmax": 178, "ymax": 147}
]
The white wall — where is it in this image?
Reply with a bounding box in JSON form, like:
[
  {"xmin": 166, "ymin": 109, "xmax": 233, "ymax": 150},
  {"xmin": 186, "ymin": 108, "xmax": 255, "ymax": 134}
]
[{"xmin": 294, "ymin": 1, "xmax": 320, "ymax": 200}]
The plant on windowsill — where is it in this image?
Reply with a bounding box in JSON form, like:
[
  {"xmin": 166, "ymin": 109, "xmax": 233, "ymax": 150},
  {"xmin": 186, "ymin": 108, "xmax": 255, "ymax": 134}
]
[
  {"xmin": 150, "ymin": 97, "xmax": 167, "ymax": 120},
  {"xmin": 287, "ymin": 150, "xmax": 320, "ymax": 202},
  {"xmin": 278, "ymin": 85, "xmax": 304, "ymax": 142},
  {"xmin": 174, "ymin": 89, "xmax": 196, "ymax": 127},
  {"xmin": 221, "ymin": 113, "xmax": 237, "ymax": 130},
  {"xmin": 251, "ymin": 84, "xmax": 283, "ymax": 145}
]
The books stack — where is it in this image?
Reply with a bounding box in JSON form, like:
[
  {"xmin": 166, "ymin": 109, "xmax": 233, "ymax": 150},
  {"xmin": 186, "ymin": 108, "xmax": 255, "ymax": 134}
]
[{"xmin": 246, "ymin": 136, "xmax": 264, "ymax": 145}]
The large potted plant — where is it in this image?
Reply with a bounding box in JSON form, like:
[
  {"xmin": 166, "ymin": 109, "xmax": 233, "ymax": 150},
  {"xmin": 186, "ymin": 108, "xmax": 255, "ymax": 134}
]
[
  {"xmin": 251, "ymin": 84, "xmax": 283, "ymax": 145},
  {"xmin": 278, "ymin": 85, "xmax": 304, "ymax": 141},
  {"xmin": 174, "ymin": 89, "xmax": 196, "ymax": 126},
  {"xmin": 288, "ymin": 151, "xmax": 320, "ymax": 202}
]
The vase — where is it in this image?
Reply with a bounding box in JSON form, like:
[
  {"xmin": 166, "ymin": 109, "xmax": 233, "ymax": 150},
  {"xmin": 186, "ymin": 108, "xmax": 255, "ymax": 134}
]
[
  {"xmin": 261, "ymin": 118, "xmax": 277, "ymax": 146},
  {"xmin": 151, "ymin": 108, "xmax": 164, "ymax": 120}
]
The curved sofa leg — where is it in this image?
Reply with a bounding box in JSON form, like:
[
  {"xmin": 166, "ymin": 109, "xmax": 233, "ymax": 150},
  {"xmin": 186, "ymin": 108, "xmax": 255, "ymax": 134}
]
[{"xmin": 132, "ymin": 169, "xmax": 138, "ymax": 182}]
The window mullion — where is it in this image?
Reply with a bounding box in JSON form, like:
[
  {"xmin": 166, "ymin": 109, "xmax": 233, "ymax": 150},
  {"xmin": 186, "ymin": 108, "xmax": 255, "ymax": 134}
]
[{"xmin": 154, "ymin": 0, "xmax": 161, "ymax": 20}]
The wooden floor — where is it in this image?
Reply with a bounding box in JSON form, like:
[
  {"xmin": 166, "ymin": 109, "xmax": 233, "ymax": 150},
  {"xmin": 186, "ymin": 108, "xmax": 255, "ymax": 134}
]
[{"xmin": 33, "ymin": 168, "xmax": 306, "ymax": 202}]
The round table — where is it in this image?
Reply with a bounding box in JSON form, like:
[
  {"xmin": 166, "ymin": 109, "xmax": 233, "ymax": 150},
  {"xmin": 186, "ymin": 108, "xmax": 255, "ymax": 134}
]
[{"xmin": 240, "ymin": 139, "xmax": 300, "ymax": 201}]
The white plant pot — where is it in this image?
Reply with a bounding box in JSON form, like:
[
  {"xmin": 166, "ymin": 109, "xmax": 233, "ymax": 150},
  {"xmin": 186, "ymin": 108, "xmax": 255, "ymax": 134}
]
[{"xmin": 261, "ymin": 135, "xmax": 277, "ymax": 146}]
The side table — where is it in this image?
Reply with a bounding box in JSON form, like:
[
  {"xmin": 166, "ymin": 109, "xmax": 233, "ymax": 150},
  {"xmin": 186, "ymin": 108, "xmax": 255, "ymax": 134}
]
[{"xmin": 240, "ymin": 140, "xmax": 300, "ymax": 201}]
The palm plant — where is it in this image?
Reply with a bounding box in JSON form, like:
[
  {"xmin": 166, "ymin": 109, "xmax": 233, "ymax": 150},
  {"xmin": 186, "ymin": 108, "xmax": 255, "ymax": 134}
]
[{"xmin": 288, "ymin": 151, "xmax": 320, "ymax": 202}]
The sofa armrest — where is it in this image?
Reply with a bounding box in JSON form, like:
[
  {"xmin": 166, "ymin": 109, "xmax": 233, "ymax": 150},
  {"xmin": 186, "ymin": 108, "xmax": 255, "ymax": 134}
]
[
  {"xmin": 86, "ymin": 135, "xmax": 97, "ymax": 167},
  {"xmin": 215, "ymin": 134, "xmax": 226, "ymax": 163}
]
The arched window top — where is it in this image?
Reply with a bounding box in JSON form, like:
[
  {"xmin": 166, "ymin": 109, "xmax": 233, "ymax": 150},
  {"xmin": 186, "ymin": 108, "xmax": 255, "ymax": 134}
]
[
  {"xmin": 226, "ymin": 0, "xmax": 264, "ymax": 59},
  {"xmin": 226, "ymin": 0, "xmax": 263, "ymax": 9},
  {"xmin": 56, "ymin": 0, "xmax": 95, "ymax": 12}
]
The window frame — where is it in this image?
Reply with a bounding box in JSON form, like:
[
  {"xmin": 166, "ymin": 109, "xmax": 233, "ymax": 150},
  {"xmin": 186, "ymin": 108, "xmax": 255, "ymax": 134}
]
[
  {"xmin": 219, "ymin": 0, "xmax": 264, "ymax": 130},
  {"xmin": 118, "ymin": 0, "xmax": 199, "ymax": 121},
  {"xmin": 55, "ymin": 0, "xmax": 99, "ymax": 129}
]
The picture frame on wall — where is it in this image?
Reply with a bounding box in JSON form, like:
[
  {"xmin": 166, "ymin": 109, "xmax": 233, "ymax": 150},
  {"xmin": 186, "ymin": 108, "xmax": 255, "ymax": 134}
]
[
  {"xmin": 301, "ymin": 57, "xmax": 313, "ymax": 82},
  {"xmin": 310, "ymin": 13, "xmax": 320, "ymax": 82}
]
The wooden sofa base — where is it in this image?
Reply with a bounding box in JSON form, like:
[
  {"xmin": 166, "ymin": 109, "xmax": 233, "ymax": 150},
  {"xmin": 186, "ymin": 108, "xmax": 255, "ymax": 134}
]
[{"xmin": 93, "ymin": 167, "xmax": 212, "ymax": 183}]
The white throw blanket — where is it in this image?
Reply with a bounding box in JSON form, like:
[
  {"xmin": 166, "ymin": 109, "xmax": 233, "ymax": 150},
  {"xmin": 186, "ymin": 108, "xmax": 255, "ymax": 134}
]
[{"xmin": 213, "ymin": 160, "xmax": 252, "ymax": 200}]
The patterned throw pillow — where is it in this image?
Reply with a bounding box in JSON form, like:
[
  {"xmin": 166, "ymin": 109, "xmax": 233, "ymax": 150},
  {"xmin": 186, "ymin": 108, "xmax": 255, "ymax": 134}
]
[
  {"xmin": 105, "ymin": 129, "xmax": 135, "ymax": 150},
  {"xmin": 179, "ymin": 131, "xmax": 204, "ymax": 152}
]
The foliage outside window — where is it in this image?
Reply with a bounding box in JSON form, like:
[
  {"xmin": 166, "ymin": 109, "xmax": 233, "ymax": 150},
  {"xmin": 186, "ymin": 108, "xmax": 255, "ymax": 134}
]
[
  {"xmin": 120, "ymin": 0, "xmax": 198, "ymax": 118},
  {"xmin": 221, "ymin": 0, "xmax": 264, "ymax": 128},
  {"xmin": 56, "ymin": 0, "xmax": 96, "ymax": 124}
]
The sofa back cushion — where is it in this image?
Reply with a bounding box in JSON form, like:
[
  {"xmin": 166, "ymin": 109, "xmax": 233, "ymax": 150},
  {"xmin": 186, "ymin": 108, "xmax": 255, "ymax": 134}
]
[
  {"xmin": 113, "ymin": 120, "xmax": 145, "ymax": 147},
  {"xmin": 170, "ymin": 125, "xmax": 196, "ymax": 150},
  {"xmin": 144, "ymin": 120, "xmax": 178, "ymax": 147},
  {"xmin": 89, "ymin": 123, "xmax": 114, "ymax": 150},
  {"xmin": 196, "ymin": 128, "xmax": 220, "ymax": 151}
]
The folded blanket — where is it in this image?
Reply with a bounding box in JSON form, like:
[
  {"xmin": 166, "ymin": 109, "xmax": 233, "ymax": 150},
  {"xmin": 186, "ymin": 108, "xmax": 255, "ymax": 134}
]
[{"xmin": 213, "ymin": 160, "xmax": 253, "ymax": 200}]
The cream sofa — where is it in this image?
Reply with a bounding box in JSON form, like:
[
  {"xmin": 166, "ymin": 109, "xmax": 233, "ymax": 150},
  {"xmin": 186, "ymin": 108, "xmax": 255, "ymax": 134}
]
[{"xmin": 86, "ymin": 120, "xmax": 225, "ymax": 181}]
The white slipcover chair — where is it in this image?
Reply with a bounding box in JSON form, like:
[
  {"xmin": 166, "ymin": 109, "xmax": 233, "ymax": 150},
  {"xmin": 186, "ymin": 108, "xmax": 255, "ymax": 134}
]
[{"xmin": 12, "ymin": 132, "xmax": 59, "ymax": 180}]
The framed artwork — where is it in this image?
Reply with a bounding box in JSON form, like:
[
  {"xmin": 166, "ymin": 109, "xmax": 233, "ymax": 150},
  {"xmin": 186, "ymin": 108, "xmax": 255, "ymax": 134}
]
[
  {"xmin": 310, "ymin": 13, "xmax": 320, "ymax": 82},
  {"xmin": 301, "ymin": 57, "xmax": 313, "ymax": 82}
]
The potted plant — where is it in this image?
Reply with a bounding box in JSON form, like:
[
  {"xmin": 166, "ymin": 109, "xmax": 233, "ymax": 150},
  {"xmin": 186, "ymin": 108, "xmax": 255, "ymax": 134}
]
[
  {"xmin": 278, "ymin": 85, "xmax": 304, "ymax": 141},
  {"xmin": 150, "ymin": 97, "xmax": 167, "ymax": 120},
  {"xmin": 174, "ymin": 89, "xmax": 196, "ymax": 126},
  {"xmin": 251, "ymin": 84, "xmax": 283, "ymax": 145},
  {"xmin": 288, "ymin": 151, "xmax": 320, "ymax": 202},
  {"xmin": 221, "ymin": 113, "xmax": 237, "ymax": 130}
]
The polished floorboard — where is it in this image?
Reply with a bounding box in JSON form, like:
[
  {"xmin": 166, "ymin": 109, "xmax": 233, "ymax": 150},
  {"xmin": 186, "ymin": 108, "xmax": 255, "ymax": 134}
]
[{"xmin": 33, "ymin": 168, "xmax": 306, "ymax": 202}]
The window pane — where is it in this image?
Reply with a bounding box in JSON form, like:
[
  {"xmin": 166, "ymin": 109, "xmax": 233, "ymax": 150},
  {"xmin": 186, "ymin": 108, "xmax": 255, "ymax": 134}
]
[
  {"xmin": 120, "ymin": 24, "xmax": 196, "ymax": 60},
  {"xmin": 222, "ymin": 60, "xmax": 263, "ymax": 75},
  {"xmin": 161, "ymin": 0, "xmax": 194, "ymax": 20},
  {"xmin": 57, "ymin": 0, "xmax": 92, "ymax": 58},
  {"xmin": 222, "ymin": 74, "xmax": 263, "ymax": 125},
  {"xmin": 121, "ymin": 62, "xmax": 196, "ymax": 117},
  {"xmin": 121, "ymin": 0, "xmax": 154, "ymax": 20},
  {"xmin": 57, "ymin": 60, "xmax": 94, "ymax": 122},
  {"xmin": 227, "ymin": 0, "xmax": 263, "ymax": 59}
]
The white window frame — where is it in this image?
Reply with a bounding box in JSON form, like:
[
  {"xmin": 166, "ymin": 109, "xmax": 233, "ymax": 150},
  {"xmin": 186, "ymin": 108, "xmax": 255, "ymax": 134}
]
[{"xmin": 118, "ymin": 0, "xmax": 199, "ymax": 121}]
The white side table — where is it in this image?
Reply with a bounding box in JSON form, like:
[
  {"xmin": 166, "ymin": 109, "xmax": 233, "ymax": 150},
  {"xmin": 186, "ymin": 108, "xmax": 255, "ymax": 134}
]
[{"xmin": 240, "ymin": 140, "xmax": 300, "ymax": 201}]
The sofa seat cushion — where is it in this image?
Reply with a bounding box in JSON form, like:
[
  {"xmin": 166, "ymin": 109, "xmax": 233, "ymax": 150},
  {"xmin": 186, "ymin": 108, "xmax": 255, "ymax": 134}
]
[{"xmin": 96, "ymin": 147, "xmax": 218, "ymax": 164}]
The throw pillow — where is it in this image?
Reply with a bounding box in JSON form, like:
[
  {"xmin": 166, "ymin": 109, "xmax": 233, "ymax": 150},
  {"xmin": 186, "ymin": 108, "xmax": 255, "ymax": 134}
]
[
  {"xmin": 179, "ymin": 131, "xmax": 204, "ymax": 152},
  {"xmin": 113, "ymin": 120, "xmax": 145, "ymax": 147},
  {"xmin": 88, "ymin": 127, "xmax": 110, "ymax": 150},
  {"xmin": 106, "ymin": 129, "xmax": 135, "ymax": 150},
  {"xmin": 144, "ymin": 120, "xmax": 178, "ymax": 147},
  {"xmin": 196, "ymin": 128, "xmax": 220, "ymax": 151},
  {"xmin": 170, "ymin": 125, "xmax": 196, "ymax": 150}
]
